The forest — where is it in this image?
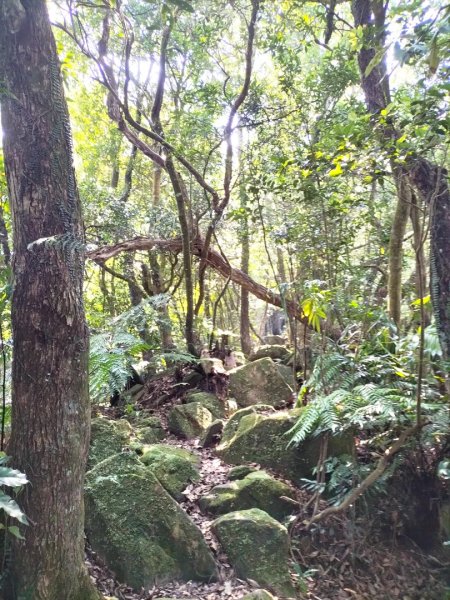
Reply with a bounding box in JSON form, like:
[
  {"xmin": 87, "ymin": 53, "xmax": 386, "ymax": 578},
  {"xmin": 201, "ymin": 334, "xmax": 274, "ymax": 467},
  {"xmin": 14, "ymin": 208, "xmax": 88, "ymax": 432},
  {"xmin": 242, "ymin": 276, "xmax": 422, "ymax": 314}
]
[{"xmin": 0, "ymin": 0, "xmax": 449, "ymax": 599}]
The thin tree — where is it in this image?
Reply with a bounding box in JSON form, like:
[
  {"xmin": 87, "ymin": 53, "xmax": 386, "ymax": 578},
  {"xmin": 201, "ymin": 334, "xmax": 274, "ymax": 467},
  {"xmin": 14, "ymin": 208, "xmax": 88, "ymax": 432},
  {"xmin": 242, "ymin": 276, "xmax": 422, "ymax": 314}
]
[{"xmin": 0, "ymin": 1, "xmax": 100, "ymax": 598}]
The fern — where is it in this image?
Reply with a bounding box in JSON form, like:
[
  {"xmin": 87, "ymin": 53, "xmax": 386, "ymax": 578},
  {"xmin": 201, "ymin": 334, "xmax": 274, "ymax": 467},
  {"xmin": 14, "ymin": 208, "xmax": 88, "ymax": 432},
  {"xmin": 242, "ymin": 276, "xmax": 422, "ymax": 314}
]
[{"xmin": 89, "ymin": 331, "xmax": 148, "ymax": 404}]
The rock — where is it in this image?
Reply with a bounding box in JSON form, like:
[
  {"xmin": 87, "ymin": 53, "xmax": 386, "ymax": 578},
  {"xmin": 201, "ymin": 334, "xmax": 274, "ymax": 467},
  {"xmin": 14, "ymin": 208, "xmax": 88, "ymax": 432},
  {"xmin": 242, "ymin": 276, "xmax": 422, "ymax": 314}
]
[
  {"xmin": 199, "ymin": 471, "xmax": 297, "ymax": 521},
  {"xmin": 217, "ymin": 407, "xmax": 352, "ymax": 482},
  {"xmin": 200, "ymin": 357, "xmax": 226, "ymax": 375},
  {"xmin": 240, "ymin": 591, "xmax": 276, "ymax": 600},
  {"xmin": 135, "ymin": 416, "xmax": 165, "ymax": 444},
  {"xmin": 139, "ymin": 444, "xmax": 200, "ymax": 500},
  {"xmin": 228, "ymin": 465, "xmax": 259, "ymax": 480},
  {"xmin": 228, "ymin": 358, "xmax": 293, "ymax": 408},
  {"xmin": 168, "ymin": 402, "xmax": 213, "ymax": 439},
  {"xmin": 212, "ymin": 509, "xmax": 295, "ymax": 597},
  {"xmin": 221, "ymin": 405, "xmax": 276, "ymax": 446},
  {"xmin": 85, "ymin": 453, "xmax": 217, "ymax": 589},
  {"xmin": 276, "ymin": 364, "xmax": 296, "ymax": 389},
  {"xmin": 200, "ymin": 419, "xmax": 224, "ymax": 448},
  {"xmin": 250, "ymin": 345, "xmax": 290, "ymax": 362},
  {"xmin": 232, "ymin": 351, "xmax": 246, "ymax": 366},
  {"xmin": 185, "ymin": 391, "xmax": 227, "ymax": 418},
  {"xmin": 263, "ymin": 335, "xmax": 287, "ymax": 345},
  {"xmin": 88, "ymin": 417, "xmax": 132, "ymax": 469}
]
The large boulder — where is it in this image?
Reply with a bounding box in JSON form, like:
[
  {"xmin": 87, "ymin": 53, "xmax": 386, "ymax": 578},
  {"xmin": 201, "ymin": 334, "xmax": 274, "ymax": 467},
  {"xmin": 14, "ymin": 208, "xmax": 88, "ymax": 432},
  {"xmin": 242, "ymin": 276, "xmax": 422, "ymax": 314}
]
[
  {"xmin": 228, "ymin": 358, "xmax": 293, "ymax": 408},
  {"xmin": 134, "ymin": 416, "xmax": 166, "ymax": 444},
  {"xmin": 185, "ymin": 391, "xmax": 228, "ymax": 419},
  {"xmin": 88, "ymin": 417, "xmax": 132, "ymax": 469},
  {"xmin": 85, "ymin": 453, "xmax": 217, "ymax": 589},
  {"xmin": 168, "ymin": 402, "xmax": 213, "ymax": 439},
  {"xmin": 217, "ymin": 407, "xmax": 352, "ymax": 482},
  {"xmin": 221, "ymin": 405, "xmax": 276, "ymax": 446},
  {"xmin": 139, "ymin": 444, "xmax": 200, "ymax": 500},
  {"xmin": 250, "ymin": 345, "xmax": 290, "ymax": 362},
  {"xmin": 212, "ymin": 509, "xmax": 295, "ymax": 597},
  {"xmin": 276, "ymin": 364, "xmax": 296, "ymax": 389},
  {"xmin": 199, "ymin": 471, "xmax": 297, "ymax": 521}
]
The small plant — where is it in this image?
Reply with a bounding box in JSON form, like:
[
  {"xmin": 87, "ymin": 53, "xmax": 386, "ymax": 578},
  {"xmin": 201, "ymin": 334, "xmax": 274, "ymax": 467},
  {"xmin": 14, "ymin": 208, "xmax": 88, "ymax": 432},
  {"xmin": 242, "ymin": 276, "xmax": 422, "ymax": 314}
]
[{"xmin": 0, "ymin": 453, "xmax": 28, "ymax": 539}]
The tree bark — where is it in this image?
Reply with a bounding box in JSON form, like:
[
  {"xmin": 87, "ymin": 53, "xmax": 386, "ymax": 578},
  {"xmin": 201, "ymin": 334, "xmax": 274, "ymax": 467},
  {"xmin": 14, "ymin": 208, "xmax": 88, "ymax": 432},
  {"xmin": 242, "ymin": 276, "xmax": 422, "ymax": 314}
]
[
  {"xmin": 0, "ymin": 2, "xmax": 99, "ymax": 598},
  {"xmin": 410, "ymin": 161, "xmax": 450, "ymax": 361},
  {"xmin": 388, "ymin": 166, "xmax": 411, "ymax": 328}
]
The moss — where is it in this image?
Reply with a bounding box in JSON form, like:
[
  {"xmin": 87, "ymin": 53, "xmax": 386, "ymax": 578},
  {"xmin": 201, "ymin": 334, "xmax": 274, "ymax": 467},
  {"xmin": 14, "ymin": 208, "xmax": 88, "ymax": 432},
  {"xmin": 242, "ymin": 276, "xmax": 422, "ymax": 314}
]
[
  {"xmin": 199, "ymin": 471, "xmax": 296, "ymax": 521},
  {"xmin": 168, "ymin": 402, "xmax": 213, "ymax": 439},
  {"xmin": 250, "ymin": 345, "xmax": 290, "ymax": 362},
  {"xmin": 134, "ymin": 417, "xmax": 165, "ymax": 444},
  {"xmin": 185, "ymin": 392, "xmax": 227, "ymax": 418},
  {"xmin": 139, "ymin": 444, "xmax": 200, "ymax": 500},
  {"xmin": 217, "ymin": 408, "xmax": 353, "ymax": 483},
  {"xmin": 221, "ymin": 405, "xmax": 275, "ymax": 445},
  {"xmin": 212, "ymin": 509, "xmax": 295, "ymax": 597},
  {"xmin": 240, "ymin": 591, "xmax": 276, "ymax": 600},
  {"xmin": 228, "ymin": 358, "xmax": 293, "ymax": 408},
  {"xmin": 85, "ymin": 453, "xmax": 217, "ymax": 589},
  {"xmin": 228, "ymin": 465, "xmax": 259, "ymax": 480},
  {"xmin": 88, "ymin": 418, "xmax": 132, "ymax": 469}
]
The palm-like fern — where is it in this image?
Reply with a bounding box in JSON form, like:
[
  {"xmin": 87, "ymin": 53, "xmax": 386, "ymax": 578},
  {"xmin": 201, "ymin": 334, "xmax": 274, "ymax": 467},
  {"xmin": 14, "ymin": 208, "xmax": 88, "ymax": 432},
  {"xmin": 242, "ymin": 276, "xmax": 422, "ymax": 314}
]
[
  {"xmin": 89, "ymin": 331, "xmax": 148, "ymax": 404},
  {"xmin": 289, "ymin": 323, "xmax": 449, "ymax": 447}
]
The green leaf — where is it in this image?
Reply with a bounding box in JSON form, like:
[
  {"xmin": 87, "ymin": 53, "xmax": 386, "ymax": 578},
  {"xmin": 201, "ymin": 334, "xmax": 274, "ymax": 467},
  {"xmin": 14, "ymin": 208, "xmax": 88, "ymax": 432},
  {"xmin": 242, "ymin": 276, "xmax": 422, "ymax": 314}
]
[
  {"xmin": 7, "ymin": 525, "xmax": 25, "ymax": 539},
  {"xmin": 0, "ymin": 466, "xmax": 28, "ymax": 487},
  {"xmin": 0, "ymin": 491, "xmax": 29, "ymax": 525}
]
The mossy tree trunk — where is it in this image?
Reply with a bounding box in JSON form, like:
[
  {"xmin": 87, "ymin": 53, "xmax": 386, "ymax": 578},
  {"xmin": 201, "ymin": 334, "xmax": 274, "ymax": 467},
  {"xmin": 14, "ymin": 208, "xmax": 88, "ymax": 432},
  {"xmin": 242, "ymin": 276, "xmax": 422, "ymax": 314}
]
[{"xmin": 0, "ymin": 1, "xmax": 100, "ymax": 598}]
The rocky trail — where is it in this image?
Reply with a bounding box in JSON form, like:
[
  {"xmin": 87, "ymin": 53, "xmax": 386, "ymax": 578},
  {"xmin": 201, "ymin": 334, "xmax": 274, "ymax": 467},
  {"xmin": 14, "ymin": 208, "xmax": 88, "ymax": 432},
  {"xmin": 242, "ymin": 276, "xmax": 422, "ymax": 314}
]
[{"xmin": 85, "ymin": 352, "xmax": 449, "ymax": 600}]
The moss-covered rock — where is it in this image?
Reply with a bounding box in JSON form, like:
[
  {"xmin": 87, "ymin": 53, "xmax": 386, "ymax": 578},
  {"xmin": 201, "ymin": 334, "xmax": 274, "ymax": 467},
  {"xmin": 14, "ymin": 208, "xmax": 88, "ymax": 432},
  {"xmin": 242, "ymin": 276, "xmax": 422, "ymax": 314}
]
[
  {"xmin": 228, "ymin": 465, "xmax": 259, "ymax": 480},
  {"xmin": 212, "ymin": 509, "xmax": 295, "ymax": 597},
  {"xmin": 221, "ymin": 405, "xmax": 276, "ymax": 446},
  {"xmin": 185, "ymin": 391, "xmax": 227, "ymax": 418},
  {"xmin": 276, "ymin": 364, "xmax": 296, "ymax": 389},
  {"xmin": 217, "ymin": 407, "xmax": 353, "ymax": 482},
  {"xmin": 250, "ymin": 345, "xmax": 290, "ymax": 362},
  {"xmin": 228, "ymin": 358, "xmax": 293, "ymax": 408},
  {"xmin": 139, "ymin": 444, "xmax": 200, "ymax": 500},
  {"xmin": 134, "ymin": 416, "xmax": 165, "ymax": 444},
  {"xmin": 88, "ymin": 418, "xmax": 132, "ymax": 469},
  {"xmin": 168, "ymin": 402, "xmax": 213, "ymax": 439},
  {"xmin": 85, "ymin": 453, "xmax": 217, "ymax": 589},
  {"xmin": 199, "ymin": 471, "xmax": 297, "ymax": 521},
  {"xmin": 240, "ymin": 591, "xmax": 276, "ymax": 600}
]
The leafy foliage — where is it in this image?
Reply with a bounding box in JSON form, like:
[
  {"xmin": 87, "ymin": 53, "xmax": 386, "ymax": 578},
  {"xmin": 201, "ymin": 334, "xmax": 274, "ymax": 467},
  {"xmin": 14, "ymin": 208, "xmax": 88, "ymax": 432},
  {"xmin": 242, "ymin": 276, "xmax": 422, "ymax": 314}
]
[{"xmin": 0, "ymin": 454, "xmax": 28, "ymax": 538}]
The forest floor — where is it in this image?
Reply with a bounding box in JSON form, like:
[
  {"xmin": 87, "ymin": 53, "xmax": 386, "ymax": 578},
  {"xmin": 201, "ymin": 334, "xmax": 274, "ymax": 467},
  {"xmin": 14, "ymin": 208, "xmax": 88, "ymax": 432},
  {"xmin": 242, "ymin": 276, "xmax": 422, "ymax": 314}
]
[{"xmin": 86, "ymin": 370, "xmax": 450, "ymax": 600}]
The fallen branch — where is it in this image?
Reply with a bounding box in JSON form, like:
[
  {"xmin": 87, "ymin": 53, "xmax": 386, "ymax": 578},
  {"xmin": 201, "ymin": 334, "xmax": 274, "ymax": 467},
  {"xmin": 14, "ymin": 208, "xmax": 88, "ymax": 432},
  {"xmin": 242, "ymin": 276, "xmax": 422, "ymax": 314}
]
[
  {"xmin": 87, "ymin": 235, "xmax": 341, "ymax": 338},
  {"xmin": 304, "ymin": 422, "xmax": 423, "ymax": 529}
]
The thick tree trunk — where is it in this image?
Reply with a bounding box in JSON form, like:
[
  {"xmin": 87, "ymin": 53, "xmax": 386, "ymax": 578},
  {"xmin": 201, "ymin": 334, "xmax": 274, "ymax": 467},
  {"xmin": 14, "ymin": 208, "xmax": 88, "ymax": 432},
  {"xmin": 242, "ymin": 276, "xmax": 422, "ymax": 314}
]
[
  {"xmin": 0, "ymin": 2, "xmax": 99, "ymax": 599},
  {"xmin": 410, "ymin": 161, "xmax": 450, "ymax": 361}
]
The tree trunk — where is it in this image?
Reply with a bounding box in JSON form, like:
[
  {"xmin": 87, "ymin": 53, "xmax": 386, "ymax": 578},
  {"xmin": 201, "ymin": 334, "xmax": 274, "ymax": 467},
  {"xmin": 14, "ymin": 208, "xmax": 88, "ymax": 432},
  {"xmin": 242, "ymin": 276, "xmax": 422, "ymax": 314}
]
[
  {"xmin": 165, "ymin": 157, "xmax": 196, "ymax": 354},
  {"xmin": 410, "ymin": 161, "xmax": 450, "ymax": 361},
  {"xmin": 0, "ymin": 2, "xmax": 99, "ymax": 598},
  {"xmin": 239, "ymin": 141, "xmax": 252, "ymax": 355},
  {"xmin": 388, "ymin": 166, "xmax": 411, "ymax": 328}
]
